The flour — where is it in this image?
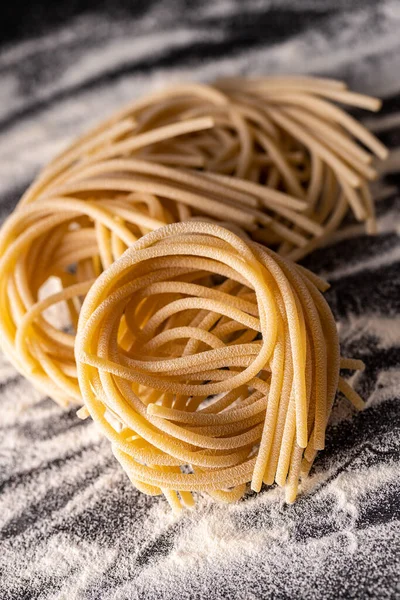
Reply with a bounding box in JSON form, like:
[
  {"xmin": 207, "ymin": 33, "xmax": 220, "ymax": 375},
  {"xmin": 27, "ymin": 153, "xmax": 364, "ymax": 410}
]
[
  {"xmin": 321, "ymin": 243, "xmax": 400, "ymax": 283},
  {"xmin": 1, "ymin": 362, "xmax": 399, "ymax": 600},
  {"xmin": 1, "ymin": 1, "xmax": 400, "ymax": 597}
]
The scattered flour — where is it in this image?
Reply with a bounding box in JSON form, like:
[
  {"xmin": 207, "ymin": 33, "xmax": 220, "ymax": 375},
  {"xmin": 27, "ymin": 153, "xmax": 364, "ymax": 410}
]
[{"xmin": 1, "ymin": 1, "xmax": 400, "ymax": 597}]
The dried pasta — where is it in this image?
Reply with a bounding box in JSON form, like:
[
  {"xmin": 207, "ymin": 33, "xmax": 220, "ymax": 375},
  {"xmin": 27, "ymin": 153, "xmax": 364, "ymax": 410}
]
[
  {"xmin": 0, "ymin": 75, "xmax": 384, "ymax": 407},
  {"xmin": 75, "ymin": 221, "xmax": 365, "ymax": 511}
]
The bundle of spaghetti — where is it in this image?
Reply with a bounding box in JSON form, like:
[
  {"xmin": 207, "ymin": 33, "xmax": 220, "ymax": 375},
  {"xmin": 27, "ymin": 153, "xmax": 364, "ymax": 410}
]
[
  {"xmin": 0, "ymin": 75, "xmax": 385, "ymax": 407},
  {"xmin": 75, "ymin": 221, "xmax": 365, "ymax": 511},
  {"xmin": 0, "ymin": 194, "xmax": 175, "ymax": 405},
  {"xmin": 16, "ymin": 76, "xmax": 387, "ymax": 262}
]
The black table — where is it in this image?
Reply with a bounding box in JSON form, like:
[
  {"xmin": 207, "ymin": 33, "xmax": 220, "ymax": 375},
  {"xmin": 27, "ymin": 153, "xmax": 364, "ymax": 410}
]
[{"xmin": 0, "ymin": 2, "xmax": 399, "ymax": 598}]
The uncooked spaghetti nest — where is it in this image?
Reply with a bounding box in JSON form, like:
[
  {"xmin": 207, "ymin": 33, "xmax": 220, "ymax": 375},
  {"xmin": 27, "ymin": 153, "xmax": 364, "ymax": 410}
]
[
  {"xmin": 0, "ymin": 76, "xmax": 386, "ymax": 408},
  {"xmin": 75, "ymin": 221, "xmax": 365, "ymax": 511}
]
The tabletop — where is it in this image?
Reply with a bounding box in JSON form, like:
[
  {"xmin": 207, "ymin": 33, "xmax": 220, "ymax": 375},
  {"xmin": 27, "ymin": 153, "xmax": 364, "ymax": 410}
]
[{"xmin": 0, "ymin": 2, "xmax": 399, "ymax": 599}]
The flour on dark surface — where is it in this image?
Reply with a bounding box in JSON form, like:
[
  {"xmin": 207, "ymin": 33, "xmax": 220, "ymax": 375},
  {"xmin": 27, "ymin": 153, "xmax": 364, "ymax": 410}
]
[{"xmin": 0, "ymin": 1, "xmax": 399, "ymax": 598}]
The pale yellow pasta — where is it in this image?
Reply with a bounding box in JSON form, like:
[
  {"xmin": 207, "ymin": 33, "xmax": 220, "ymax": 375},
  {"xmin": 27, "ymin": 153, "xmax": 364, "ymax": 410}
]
[
  {"xmin": 0, "ymin": 75, "xmax": 384, "ymax": 407},
  {"xmin": 75, "ymin": 221, "xmax": 365, "ymax": 511}
]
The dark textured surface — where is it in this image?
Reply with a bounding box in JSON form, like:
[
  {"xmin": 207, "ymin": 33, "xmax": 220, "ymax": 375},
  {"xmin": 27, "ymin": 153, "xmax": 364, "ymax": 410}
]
[{"xmin": 0, "ymin": 2, "xmax": 399, "ymax": 598}]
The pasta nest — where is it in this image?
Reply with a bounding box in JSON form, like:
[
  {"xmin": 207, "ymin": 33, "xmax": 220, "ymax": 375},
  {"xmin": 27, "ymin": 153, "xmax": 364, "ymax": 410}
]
[
  {"xmin": 76, "ymin": 221, "xmax": 364, "ymax": 511},
  {"xmin": 0, "ymin": 76, "xmax": 385, "ymax": 407}
]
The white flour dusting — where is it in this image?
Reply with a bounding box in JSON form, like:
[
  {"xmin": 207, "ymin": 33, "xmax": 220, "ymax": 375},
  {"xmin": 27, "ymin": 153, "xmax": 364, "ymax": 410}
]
[
  {"xmin": 1, "ymin": 1, "xmax": 400, "ymax": 597},
  {"xmin": 1, "ymin": 351, "xmax": 399, "ymax": 599}
]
